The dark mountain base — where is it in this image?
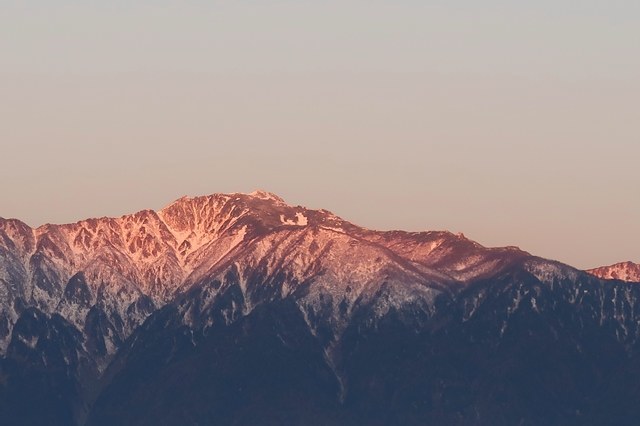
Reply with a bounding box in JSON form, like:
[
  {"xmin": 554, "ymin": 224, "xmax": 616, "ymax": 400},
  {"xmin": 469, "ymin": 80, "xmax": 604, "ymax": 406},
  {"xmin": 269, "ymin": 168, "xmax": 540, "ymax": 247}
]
[{"xmin": 83, "ymin": 273, "xmax": 640, "ymax": 426}]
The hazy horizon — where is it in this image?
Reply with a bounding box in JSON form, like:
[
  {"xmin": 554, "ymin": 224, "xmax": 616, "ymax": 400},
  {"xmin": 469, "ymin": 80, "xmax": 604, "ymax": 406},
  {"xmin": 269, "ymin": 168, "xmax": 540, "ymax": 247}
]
[{"xmin": 1, "ymin": 1, "xmax": 638, "ymax": 269}]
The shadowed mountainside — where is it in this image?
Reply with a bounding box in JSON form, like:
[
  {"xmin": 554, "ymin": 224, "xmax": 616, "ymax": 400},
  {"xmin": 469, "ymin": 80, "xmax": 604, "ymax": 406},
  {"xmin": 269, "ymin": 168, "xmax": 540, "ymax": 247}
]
[{"xmin": 0, "ymin": 191, "xmax": 638, "ymax": 425}]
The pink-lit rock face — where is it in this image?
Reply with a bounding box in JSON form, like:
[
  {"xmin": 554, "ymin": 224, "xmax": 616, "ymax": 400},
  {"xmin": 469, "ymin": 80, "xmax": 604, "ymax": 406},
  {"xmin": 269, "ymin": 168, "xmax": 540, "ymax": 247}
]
[
  {"xmin": 3, "ymin": 192, "xmax": 640, "ymax": 426},
  {"xmin": 587, "ymin": 261, "xmax": 640, "ymax": 283},
  {"xmin": 0, "ymin": 191, "xmax": 535, "ymax": 355}
]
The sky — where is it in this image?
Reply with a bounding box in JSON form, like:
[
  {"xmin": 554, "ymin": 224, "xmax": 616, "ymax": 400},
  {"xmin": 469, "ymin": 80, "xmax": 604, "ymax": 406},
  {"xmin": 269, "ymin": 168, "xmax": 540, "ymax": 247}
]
[{"xmin": 1, "ymin": 1, "xmax": 638, "ymax": 269}]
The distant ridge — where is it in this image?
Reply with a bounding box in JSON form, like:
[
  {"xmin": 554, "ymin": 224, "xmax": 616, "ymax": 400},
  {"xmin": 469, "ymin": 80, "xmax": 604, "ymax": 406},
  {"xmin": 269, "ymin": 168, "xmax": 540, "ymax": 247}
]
[
  {"xmin": 2, "ymin": 191, "xmax": 640, "ymax": 425},
  {"xmin": 587, "ymin": 261, "xmax": 640, "ymax": 282}
]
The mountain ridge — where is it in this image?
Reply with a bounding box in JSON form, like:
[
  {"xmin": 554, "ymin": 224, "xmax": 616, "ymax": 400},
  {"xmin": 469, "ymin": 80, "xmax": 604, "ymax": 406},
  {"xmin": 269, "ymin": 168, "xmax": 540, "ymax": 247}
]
[
  {"xmin": 1, "ymin": 190, "xmax": 639, "ymax": 425},
  {"xmin": 587, "ymin": 261, "xmax": 640, "ymax": 283}
]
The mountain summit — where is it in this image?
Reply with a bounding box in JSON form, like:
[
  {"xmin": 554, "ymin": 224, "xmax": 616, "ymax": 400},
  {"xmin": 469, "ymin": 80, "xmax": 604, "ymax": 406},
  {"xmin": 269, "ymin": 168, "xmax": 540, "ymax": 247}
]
[
  {"xmin": 0, "ymin": 191, "xmax": 530, "ymax": 354},
  {"xmin": 587, "ymin": 261, "xmax": 640, "ymax": 282},
  {"xmin": 1, "ymin": 191, "xmax": 639, "ymax": 425}
]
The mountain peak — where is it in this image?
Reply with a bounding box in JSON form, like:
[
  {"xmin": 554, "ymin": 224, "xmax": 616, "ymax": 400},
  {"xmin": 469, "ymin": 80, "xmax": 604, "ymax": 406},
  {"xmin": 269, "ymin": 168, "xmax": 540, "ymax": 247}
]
[
  {"xmin": 587, "ymin": 261, "xmax": 640, "ymax": 282},
  {"xmin": 246, "ymin": 190, "xmax": 286, "ymax": 203}
]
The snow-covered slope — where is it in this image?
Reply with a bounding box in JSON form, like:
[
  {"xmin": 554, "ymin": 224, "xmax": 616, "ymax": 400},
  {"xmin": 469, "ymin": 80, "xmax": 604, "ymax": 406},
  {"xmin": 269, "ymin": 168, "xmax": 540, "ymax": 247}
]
[
  {"xmin": 4, "ymin": 191, "xmax": 640, "ymax": 425},
  {"xmin": 1, "ymin": 191, "xmax": 308, "ymax": 354},
  {"xmin": 0, "ymin": 190, "xmax": 594, "ymax": 359},
  {"xmin": 587, "ymin": 261, "xmax": 640, "ymax": 282}
]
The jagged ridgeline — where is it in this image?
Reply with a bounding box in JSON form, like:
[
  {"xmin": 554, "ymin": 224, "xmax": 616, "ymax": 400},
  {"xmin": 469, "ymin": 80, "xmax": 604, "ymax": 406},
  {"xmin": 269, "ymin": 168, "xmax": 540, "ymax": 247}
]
[{"xmin": 0, "ymin": 191, "xmax": 639, "ymax": 425}]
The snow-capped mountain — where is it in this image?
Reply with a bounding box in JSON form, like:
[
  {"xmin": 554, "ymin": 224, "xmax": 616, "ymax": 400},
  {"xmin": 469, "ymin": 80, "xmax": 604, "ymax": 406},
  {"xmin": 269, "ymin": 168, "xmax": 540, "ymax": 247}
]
[
  {"xmin": 587, "ymin": 261, "xmax": 640, "ymax": 282},
  {"xmin": 0, "ymin": 191, "xmax": 530, "ymax": 358},
  {"xmin": 0, "ymin": 191, "xmax": 320, "ymax": 355},
  {"xmin": 1, "ymin": 191, "xmax": 639, "ymax": 425}
]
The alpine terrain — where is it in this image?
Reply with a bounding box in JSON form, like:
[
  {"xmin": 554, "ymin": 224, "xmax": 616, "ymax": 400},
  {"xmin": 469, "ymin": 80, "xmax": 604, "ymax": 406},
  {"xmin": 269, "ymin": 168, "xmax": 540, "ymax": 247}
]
[
  {"xmin": 587, "ymin": 261, "xmax": 640, "ymax": 283},
  {"xmin": 0, "ymin": 191, "xmax": 639, "ymax": 425}
]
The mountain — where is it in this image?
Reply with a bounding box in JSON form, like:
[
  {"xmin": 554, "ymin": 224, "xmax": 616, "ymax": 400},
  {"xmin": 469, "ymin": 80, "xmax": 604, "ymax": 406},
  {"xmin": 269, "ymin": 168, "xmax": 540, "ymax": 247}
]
[
  {"xmin": 1, "ymin": 191, "xmax": 639, "ymax": 425},
  {"xmin": 587, "ymin": 261, "xmax": 640, "ymax": 283}
]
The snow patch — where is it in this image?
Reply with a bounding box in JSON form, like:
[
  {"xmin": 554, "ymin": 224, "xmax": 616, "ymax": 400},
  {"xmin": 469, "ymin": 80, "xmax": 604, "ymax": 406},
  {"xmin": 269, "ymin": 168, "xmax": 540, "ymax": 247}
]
[
  {"xmin": 18, "ymin": 334, "xmax": 38, "ymax": 349},
  {"xmin": 280, "ymin": 212, "xmax": 308, "ymax": 227},
  {"xmin": 247, "ymin": 190, "xmax": 284, "ymax": 203},
  {"xmin": 295, "ymin": 212, "xmax": 308, "ymax": 226}
]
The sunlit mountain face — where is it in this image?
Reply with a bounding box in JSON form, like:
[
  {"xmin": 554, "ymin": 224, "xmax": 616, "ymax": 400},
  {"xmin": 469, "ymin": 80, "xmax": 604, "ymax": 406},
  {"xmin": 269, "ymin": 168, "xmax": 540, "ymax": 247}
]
[
  {"xmin": 1, "ymin": 191, "xmax": 639, "ymax": 425},
  {"xmin": 587, "ymin": 261, "xmax": 640, "ymax": 283}
]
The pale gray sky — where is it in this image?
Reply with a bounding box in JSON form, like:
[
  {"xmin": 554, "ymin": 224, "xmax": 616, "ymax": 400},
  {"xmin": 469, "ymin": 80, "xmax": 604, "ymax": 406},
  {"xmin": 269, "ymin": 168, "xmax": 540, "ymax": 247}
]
[{"xmin": 1, "ymin": 1, "xmax": 638, "ymax": 269}]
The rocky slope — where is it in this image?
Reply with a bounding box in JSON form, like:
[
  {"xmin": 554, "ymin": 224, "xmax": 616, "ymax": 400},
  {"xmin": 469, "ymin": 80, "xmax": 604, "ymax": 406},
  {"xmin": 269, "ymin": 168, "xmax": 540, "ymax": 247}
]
[
  {"xmin": 0, "ymin": 191, "xmax": 638, "ymax": 425},
  {"xmin": 587, "ymin": 261, "xmax": 640, "ymax": 282},
  {"xmin": 0, "ymin": 191, "xmax": 529, "ymax": 360}
]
